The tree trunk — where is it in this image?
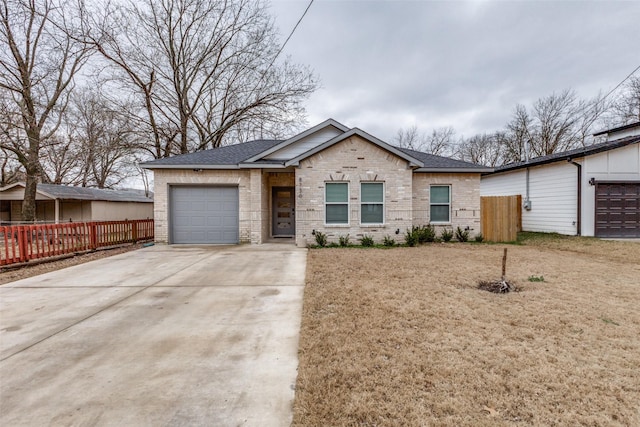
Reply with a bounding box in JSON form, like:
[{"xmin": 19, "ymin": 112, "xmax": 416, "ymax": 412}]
[{"xmin": 21, "ymin": 128, "xmax": 42, "ymax": 222}]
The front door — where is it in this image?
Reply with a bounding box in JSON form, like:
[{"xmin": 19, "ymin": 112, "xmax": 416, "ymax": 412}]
[{"xmin": 272, "ymin": 187, "xmax": 295, "ymax": 236}]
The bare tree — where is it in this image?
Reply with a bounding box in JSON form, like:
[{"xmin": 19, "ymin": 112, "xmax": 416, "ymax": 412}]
[
  {"xmin": 503, "ymin": 103, "xmax": 534, "ymax": 163},
  {"xmin": 1, "ymin": 147, "xmax": 23, "ymax": 186},
  {"xmin": 0, "ymin": 0, "xmax": 92, "ymax": 221},
  {"xmin": 455, "ymin": 132, "xmax": 504, "ymax": 167},
  {"xmin": 501, "ymin": 90, "xmax": 610, "ymax": 163},
  {"xmin": 394, "ymin": 125, "xmax": 455, "ymax": 156},
  {"xmin": 611, "ymin": 75, "xmax": 640, "ymax": 124},
  {"xmin": 87, "ymin": 0, "xmax": 317, "ymax": 158},
  {"xmin": 395, "ymin": 125, "xmax": 421, "ymax": 150}
]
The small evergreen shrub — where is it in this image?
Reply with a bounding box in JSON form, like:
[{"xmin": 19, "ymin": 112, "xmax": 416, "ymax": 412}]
[
  {"xmin": 418, "ymin": 224, "xmax": 437, "ymax": 243},
  {"xmin": 441, "ymin": 228, "xmax": 453, "ymax": 242},
  {"xmin": 383, "ymin": 235, "xmax": 396, "ymax": 247},
  {"xmin": 405, "ymin": 228, "xmax": 419, "ymax": 247},
  {"xmin": 474, "ymin": 233, "xmax": 484, "ymax": 242},
  {"xmin": 360, "ymin": 234, "xmax": 375, "ymax": 247},
  {"xmin": 314, "ymin": 231, "xmax": 327, "ymax": 247},
  {"xmin": 455, "ymin": 226, "xmax": 470, "ymax": 242},
  {"xmin": 338, "ymin": 234, "xmax": 350, "ymax": 247}
]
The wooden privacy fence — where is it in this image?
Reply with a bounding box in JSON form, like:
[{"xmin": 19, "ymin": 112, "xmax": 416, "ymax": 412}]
[
  {"xmin": 481, "ymin": 195, "xmax": 522, "ymax": 242},
  {"xmin": 0, "ymin": 219, "xmax": 154, "ymax": 267}
]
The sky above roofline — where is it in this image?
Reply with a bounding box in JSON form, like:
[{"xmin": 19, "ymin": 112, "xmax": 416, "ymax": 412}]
[{"xmin": 270, "ymin": 0, "xmax": 639, "ymax": 142}]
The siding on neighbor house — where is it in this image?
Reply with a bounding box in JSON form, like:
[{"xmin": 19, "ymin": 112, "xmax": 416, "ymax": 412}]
[
  {"xmin": 481, "ymin": 161, "xmax": 579, "ymax": 235},
  {"xmin": 90, "ymin": 201, "xmax": 153, "ymax": 222},
  {"xmin": 295, "ymin": 134, "xmax": 414, "ymax": 246},
  {"xmin": 581, "ymin": 143, "xmax": 640, "ymax": 236},
  {"xmin": 413, "ymin": 173, "xmax": 482, "ymax": 235},
  {"xmin": 152, "ymin": 169, "xmax": 255, "ymax": 244}
]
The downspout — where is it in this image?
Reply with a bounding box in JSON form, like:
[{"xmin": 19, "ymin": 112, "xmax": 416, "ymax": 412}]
[
  {"xmin": 524, "ymin": 140, "xmax": 532, "ymax": 211},
  {"xmin": 568, "ymin": 159, "xmax": 582, "ymax": 236}
]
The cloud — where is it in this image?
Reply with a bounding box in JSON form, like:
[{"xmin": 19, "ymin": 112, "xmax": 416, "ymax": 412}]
[{"xmin": 271, "ymin": 0, "xmax": 640, "ymax": 141}]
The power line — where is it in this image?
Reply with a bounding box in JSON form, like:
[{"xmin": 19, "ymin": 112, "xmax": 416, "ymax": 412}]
[
  {"xmin": 599, "ymin": 63, "xmax": 640, "ymax": 103},
  {"xmin": 266, "ymin": 0, "xmax": 314, "ymax": 71},
  {"xmin": 563, "ymin": 63, "xmax": 640, "ymax": 145}
]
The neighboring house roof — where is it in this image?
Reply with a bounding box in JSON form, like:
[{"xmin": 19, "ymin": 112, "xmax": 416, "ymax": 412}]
[
  {"xmin": 141, "ymin": 120, "xmax": 492, "ymax": 173},
  {"xmin": 0, "ymin": 182, "xmax": 153, "ymax": 203},
  {"xmin": 592, "ymin": 121, "xmax": 640, "ymax": 137},
  {"xmin": 488, "ymin": 134, "xmax": 640, "ymax": 174}
]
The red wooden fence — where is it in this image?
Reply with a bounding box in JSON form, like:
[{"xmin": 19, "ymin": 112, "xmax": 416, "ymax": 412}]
[{"xmin": 0, "ymin": 219, "xmax": 154, "ymax": 267}]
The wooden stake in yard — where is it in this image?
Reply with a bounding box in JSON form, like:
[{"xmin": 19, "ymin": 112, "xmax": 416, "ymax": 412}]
[{"xmin": 501, "ymin": 248, "xmax": 507, "ymax": 280}]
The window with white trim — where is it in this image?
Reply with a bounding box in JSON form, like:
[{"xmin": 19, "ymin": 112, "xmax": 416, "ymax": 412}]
[
  {"xmin": 361, "ymin": 182, "xmax": 384, "ymax": 224},
  {"xmin": 325, "ymin": 182, "xmax": 349, "ymax": 224},
  {"xmin": 430, "ymin": 185, "xmax": 450, "ymax": 223}
]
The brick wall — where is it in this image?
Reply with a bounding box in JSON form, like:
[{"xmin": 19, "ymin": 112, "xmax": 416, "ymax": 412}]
[
  {"xmin": 295, "ymin": 135, "xmax": 414, "ymax": 246},
  {"xmin": 152, "ymin": 169, "xmax": 254, "ymax": 243},
  {"xmin": 412, "ymin": 173, "xmax": 482, "ymax": 236}
]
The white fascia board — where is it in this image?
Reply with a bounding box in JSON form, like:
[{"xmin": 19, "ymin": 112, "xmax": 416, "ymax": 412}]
[
  {"xmin": 238, "ymin": 162, "xmax": 286, "ymax": 169},
  {"xmin": 243, "ymin": 119, "xmax": 349, "ymax": 162},
  {"xmin": 285, "ymin": 128, "xmax": 424, "ymax": 167}
]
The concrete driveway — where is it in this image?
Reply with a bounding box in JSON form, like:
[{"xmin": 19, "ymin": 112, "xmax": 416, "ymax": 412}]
[{"xmin": 0, "ymin": 244, "xmax": 306, "ymax": 426}]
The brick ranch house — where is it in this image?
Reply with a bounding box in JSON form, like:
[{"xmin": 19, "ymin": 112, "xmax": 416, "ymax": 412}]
[{"xmin": 142, "ymin": 119, "xmax": 492, "ymax": 247}]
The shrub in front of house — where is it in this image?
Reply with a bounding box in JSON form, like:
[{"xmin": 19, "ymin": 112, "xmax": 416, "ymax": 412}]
[
  {"xmin": 314, "ymin": 231, "xmax": 327, "ymax": 247},
  {"xmin": 441, "ymin": 228, "xmax": 453, "ymax": 242},
  {"xmin": 360, "ymin": 235, "xmax": 375, "ymax": 247},
  {"xmin": 455, "ymin": 226, "xmax": 470, "ymax": 242},
  {"xmin": 405, "ymin": 228, "xmax": 419, "ymax": 247},
  {"xmin": 474, "ymin": 233, "xmax": 484, "ymax": 242},
  {"xmin": 383, "ymin": 235, "xmax": 396, "ymax": 247},
  {"xmin": 418, "ymin": 224, "xmax": 437, "ymax": 243},
  {"xmin": 339, "ymin": 234, "xmax": 350, "ymax": 247}
]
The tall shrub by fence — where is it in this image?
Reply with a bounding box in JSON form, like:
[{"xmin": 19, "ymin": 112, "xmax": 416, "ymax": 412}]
[
  {"xmin": 481, "ymin": 195, "xmax": 522, "ymax": 242},
  {"xmin": 0, "ymin": 219, "xmax": 154, "ymax": 267}
]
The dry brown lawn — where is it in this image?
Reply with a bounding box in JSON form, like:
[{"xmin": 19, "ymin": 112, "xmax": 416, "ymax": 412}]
[{"xmin": 293, "ymin": 235, "xmax": 640, "ymax": 426}]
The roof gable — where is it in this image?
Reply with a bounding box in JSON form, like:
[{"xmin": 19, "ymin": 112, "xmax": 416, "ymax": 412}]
[
  {"xmin": 244, "ymin": 119, "xmax": 349, "ymax": 162},
  {"xmin": 284, "ymin": 128, "xmax": 424, "ymax": 167}
]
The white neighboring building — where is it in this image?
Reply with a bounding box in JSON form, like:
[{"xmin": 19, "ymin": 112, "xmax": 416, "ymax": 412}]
[{"xmin": 481, "ymin": 123, "xmax": 640, "ymax": 238}]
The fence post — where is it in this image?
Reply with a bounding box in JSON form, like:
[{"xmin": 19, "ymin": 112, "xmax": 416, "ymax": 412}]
[
  {"xmin": 132, "ymin": 220, "xmax": 138, "ymax": 243},
  {"xmin": 17, "ymin": 226, "xmax": 26, "ymax": 262},
  {"xmin": 89, "ymin": 222, "xmax": 97, "ymax": 250}
]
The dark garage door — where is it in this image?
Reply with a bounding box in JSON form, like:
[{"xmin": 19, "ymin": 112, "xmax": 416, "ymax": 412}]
[
  {"xmin": 170, "ymin": 186, "xmax": 239, "ymax": 244},
  {"xmin": 595, "ymin": 182, "xmax": 640, "ymax": 238}
]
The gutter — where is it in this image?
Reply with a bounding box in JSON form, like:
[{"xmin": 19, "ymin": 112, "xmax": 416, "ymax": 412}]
[{"xmin": 568, "ymin": 159, "xmax": 582, "ymax": 236}]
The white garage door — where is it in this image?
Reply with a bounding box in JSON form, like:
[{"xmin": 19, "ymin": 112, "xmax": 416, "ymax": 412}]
[{"xmin": 170, "ymin": 186, "xmax": 239, "ymax": 244}]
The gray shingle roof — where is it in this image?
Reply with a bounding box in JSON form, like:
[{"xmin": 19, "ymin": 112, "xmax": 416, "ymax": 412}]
[
  {"xmin": 140, "ymin": 134, "xmax": 491, "ymax": 172},
  {"xmin": 141, "ymin": 139, "xmax": 282, "ymax": 167},
  {"xmin": 396, "ymin": 147, "xmax": 493, "ymax": 171},
  {"xmin": 492, "ymin": 134, "xmax": 640, "ymax": 174},
  {"xmin": 37, "ymin": 184, "xmax": 153, "ymax": 202}
]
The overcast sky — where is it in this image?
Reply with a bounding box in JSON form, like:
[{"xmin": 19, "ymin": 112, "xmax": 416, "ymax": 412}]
[{"xmin": 269, "ymin": 0, "xmax": 640, "ymax": 142}]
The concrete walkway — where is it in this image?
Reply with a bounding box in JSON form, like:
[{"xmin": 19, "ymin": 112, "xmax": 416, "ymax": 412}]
[{"xmin": 0, "ymin": 244, "xmax": 307, "ymax": 426}]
